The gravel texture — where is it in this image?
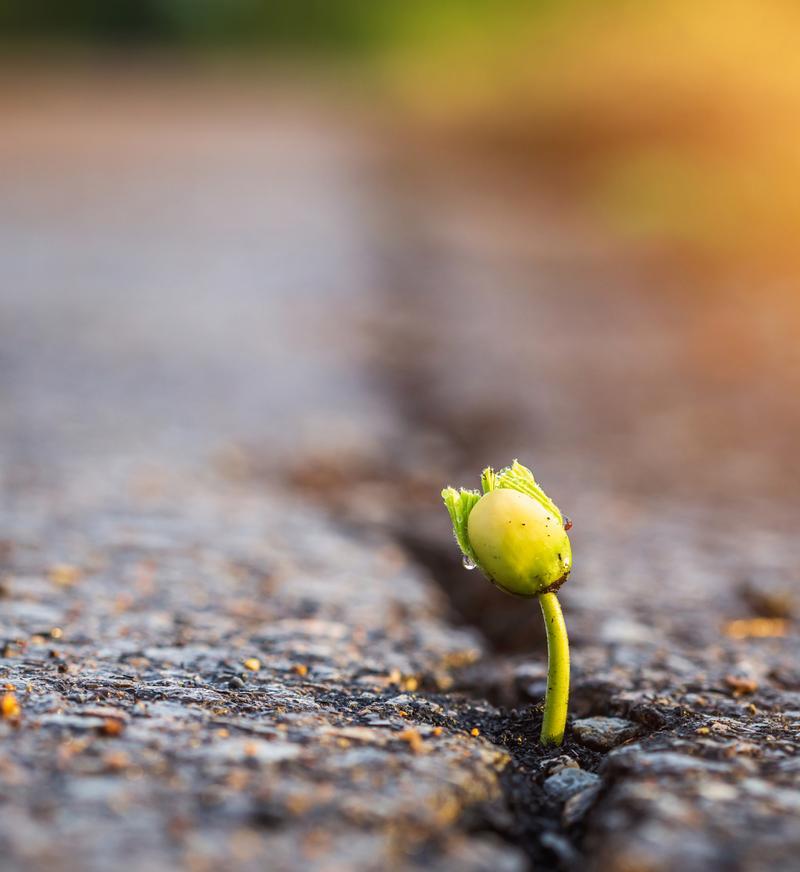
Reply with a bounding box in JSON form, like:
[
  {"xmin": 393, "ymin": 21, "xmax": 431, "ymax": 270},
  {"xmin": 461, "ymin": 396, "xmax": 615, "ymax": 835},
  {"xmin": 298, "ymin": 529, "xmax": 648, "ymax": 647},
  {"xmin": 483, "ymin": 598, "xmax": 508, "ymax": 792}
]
[{"xmin": 0, "ymin": 471, "xmax": 524, "ymax": 872}]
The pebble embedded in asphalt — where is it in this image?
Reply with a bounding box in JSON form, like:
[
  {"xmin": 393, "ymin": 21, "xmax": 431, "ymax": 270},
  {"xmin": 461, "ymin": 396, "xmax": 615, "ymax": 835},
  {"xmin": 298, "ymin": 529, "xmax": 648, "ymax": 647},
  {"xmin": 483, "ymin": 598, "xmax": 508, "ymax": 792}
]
[
  {"xmin": 572, "ymin": 716, "xmax": 641, "ymax": 751},
  {"xmin": 543, "ymin": 768, "xmax": 601, "ymax": 803}
]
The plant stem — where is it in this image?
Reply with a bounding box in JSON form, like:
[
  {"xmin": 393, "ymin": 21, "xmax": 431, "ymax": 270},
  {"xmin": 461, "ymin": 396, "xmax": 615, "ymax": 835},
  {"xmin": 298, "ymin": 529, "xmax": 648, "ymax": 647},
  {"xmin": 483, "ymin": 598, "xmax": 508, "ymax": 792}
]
[{"xmin": 538, "ymin": 591, "xmax": 570, "ymax": 745}]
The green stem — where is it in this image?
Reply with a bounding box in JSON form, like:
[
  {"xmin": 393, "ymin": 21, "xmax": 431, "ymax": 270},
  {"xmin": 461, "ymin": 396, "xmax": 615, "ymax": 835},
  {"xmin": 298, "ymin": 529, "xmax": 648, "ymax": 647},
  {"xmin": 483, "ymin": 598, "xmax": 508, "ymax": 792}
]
[{"xmin": 538, "ymin": 591, "xmax": 570, "ymax": 745}]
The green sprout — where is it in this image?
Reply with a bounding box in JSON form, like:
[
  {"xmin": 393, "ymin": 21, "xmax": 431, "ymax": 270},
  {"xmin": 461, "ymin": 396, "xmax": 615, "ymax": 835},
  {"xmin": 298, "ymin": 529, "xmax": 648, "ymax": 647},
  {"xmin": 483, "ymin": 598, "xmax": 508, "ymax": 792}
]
[{"xmin": 442, "ymin": 460, "xmax": 573, "ymax": 745}]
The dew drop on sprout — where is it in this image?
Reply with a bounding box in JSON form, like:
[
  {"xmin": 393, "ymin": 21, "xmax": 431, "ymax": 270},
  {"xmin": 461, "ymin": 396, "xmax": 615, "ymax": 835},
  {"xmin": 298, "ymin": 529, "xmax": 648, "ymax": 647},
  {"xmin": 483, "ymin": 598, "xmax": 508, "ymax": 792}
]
[{"xmin": 462, "ymin": 555, "xmax": 477, "ymax": 570}]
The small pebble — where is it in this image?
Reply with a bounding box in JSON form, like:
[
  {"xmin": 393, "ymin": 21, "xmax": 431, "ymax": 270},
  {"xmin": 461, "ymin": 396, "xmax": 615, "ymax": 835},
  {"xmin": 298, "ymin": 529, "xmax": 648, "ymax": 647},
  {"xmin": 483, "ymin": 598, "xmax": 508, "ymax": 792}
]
[
  {"xmin": 562, "ymin": 784, "xmax": 601, "ymax": 826},
  {"xmin": 100, "ymin": 718, "xmax": 124, "ymax": 737},
  {"xmin": 725, "ymin": 675, "xmax": 758, "ymax": 696},
  {"xmin": 543, "ymin": 768, "xmax": 601, "ymax": 803},
  {"xmin": 228, "ymin": 677, "xmax": 245, "ymax": 690},
  {"xmin": 397, "ymin": 729, "xmax": 425, "ymax": 753},
  {"xmin": 1, "ymin": 692, "xmax": 20, "ymax": 719},
  {"xmin": 544, "ymin": 754, "xmax": 580, "ymax": 776},
  {"xmin": 48, "ymin": 564, "xmax": 81, "ymax": 586},
  {"xmin": 572, "ymin": 717, "xmax": 641, "ymax": 751}
]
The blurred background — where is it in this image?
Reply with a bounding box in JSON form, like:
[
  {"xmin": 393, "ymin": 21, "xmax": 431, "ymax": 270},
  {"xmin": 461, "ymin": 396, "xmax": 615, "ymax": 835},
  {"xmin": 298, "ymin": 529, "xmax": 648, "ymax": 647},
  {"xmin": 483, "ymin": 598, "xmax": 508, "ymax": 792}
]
[{"xmin": 2, "ymin": 1, "xmax": 799, "ymax": 649}]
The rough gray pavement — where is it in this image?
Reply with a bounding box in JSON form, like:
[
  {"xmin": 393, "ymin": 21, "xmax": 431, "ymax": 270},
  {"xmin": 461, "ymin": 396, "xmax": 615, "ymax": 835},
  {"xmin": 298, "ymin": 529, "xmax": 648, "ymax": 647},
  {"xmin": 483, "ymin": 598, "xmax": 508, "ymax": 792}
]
[
  {"xmin": 2, "ymin": 69, "xmax": 799, "ymax": 872},
  {"xmin": 1, "ymin": 470, "xmax": 522, "ymax": 872}
]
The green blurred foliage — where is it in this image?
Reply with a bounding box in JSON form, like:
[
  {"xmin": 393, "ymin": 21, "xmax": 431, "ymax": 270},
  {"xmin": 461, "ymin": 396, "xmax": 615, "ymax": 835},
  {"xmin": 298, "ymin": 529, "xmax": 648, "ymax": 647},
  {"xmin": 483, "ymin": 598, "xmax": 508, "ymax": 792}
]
[
  {"xmin": 0, "ymin": 0, "xmax": 380, "ymax": 51},
  {"xmin": 0, "ymin": 0, "xmax": 560, "ymax": 52}
]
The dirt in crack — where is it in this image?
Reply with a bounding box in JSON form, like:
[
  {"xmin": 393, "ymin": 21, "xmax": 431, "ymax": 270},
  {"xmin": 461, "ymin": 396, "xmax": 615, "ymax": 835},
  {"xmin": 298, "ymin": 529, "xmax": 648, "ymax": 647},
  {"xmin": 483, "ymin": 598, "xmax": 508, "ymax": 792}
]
[
  {"xmin": 317, "ymin": 677, "xmax": 626, "ymax": 869},
  {"xmin": 462, "ymin": 707, "xmax": 607, "ymax": 869}
]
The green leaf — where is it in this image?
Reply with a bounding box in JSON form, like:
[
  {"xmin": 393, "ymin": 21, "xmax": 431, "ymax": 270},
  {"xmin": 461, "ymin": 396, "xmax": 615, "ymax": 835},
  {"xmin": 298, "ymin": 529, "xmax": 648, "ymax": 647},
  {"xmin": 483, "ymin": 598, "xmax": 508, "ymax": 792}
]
[
  {"xmin": 495, "ymin": 460, "xmax": 563, "ymax": 523},
  {"xmin": 480, "ymin": 467, "xmax": 496, "ymax": 494},
  {"xmin": 441, "ymin": 486, "xmax": 481, "ymax": 563}
]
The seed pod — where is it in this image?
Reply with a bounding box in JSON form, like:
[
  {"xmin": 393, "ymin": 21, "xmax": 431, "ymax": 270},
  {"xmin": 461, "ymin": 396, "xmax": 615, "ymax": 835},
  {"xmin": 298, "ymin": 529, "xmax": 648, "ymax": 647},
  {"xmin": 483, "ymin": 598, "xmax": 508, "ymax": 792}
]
[
  {"xmin": 441, "ymin": 459, "xmax": 572, "ymax": 595},
  {"xmin": 468, "ymin": 489, "xmax": 571, "ymax": 596}
]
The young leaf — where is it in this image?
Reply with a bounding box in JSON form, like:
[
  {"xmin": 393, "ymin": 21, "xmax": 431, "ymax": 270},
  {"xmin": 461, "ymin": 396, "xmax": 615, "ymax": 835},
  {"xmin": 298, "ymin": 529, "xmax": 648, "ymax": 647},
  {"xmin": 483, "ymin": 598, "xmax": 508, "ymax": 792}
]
[
  {"xmin": 441, "ymin": 486, "xmax": 481, "ymax": 563},
  {"xmin": 495, "ymin": 459, "xmax": 563, "ymax": 523}
]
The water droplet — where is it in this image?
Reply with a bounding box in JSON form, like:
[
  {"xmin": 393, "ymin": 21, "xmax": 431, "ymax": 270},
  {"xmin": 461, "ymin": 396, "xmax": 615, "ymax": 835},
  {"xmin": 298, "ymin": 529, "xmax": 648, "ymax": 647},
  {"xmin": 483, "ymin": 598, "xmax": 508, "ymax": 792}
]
[
  {"xmin": 462, "ymin": 555, "xmax": 477, "ymax": 570},
  {"xmin": 563, "ymin": 516, "xmax": 573, "ymax": 531}
]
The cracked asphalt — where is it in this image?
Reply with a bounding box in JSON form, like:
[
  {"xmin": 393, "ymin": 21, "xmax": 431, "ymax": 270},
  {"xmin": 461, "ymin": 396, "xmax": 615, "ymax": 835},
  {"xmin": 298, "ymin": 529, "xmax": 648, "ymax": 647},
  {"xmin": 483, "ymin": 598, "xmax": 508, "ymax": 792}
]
[{"xmin": 1, "ymin": 68, "xmax": 798, "ymax": 872}]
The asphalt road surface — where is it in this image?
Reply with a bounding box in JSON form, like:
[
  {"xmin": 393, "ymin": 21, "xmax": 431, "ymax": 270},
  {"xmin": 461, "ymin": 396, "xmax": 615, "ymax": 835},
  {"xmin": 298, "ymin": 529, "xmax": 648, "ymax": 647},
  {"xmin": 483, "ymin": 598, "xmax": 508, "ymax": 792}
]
[{"xmin": 1, "ymin": 68, "xmax": 798, "ymax": 872}]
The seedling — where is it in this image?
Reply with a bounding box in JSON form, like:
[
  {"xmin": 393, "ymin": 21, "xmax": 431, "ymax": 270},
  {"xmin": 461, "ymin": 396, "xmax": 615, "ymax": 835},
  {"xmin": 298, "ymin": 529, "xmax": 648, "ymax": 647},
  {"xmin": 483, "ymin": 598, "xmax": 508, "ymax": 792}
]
[{"xmin": 442, "ymin": 461, "xmax": 572, "ymax": 745}]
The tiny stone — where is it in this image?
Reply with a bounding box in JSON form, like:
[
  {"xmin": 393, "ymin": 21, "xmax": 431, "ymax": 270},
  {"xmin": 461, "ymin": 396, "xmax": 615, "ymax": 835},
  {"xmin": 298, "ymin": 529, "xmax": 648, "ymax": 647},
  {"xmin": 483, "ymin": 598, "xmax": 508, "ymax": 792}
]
[
  {"xmin": 1, "ymin": 692, "xmax": 20, "ymax": 719},
  {"xmin": 724, "ymin": 674, "xmax": 758, "ymax": 695},
  {"xmin": 562, "ymin": 784, "xmax": 601, "ymax": 826},
  {"xmin": 543, "ymin": 768, "xmax": 601, "ymax": 803},
  {"xmin": 544, "ymin": 754, "xmax": 580, "ymax": 776},
  {"xmin": 228, "ymin": 677, "xmax": 245, "ymax": 690},
  {"xmin": 572, "ymin": 717, "xmax": 641, "ymax": 751}
]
